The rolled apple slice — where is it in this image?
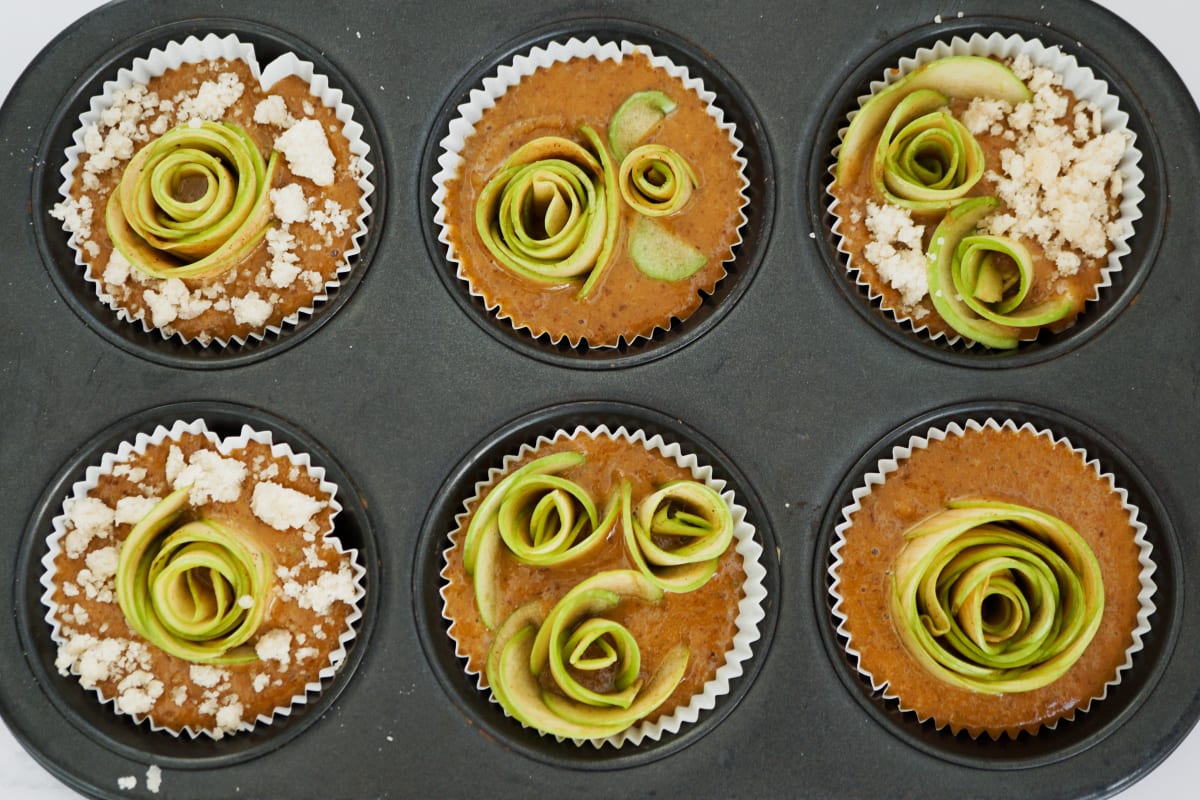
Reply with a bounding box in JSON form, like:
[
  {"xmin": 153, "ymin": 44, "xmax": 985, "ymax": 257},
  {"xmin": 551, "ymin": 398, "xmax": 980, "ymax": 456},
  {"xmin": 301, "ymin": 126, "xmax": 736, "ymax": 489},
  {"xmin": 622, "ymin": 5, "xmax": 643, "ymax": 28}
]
[
  {"xmin": 873, "ymin": 89, "xmax": 984, "ymax": 211},
  {"xmin": 475, "ymin": 128, "xmax": 619, "ymax": 298},
  {"xmin": 953, "ymin": 235, "xmax": 1074, "ymax": 328},
  {"xmin": 620, "ymin": 480, "xmax": 726, "ymax": 592},
  {"xmin": 464, "ymin": 451, "xmax": 615, "ymax": 629},
  {"xmin": 115, "ymin": 487, "xmax": 273, "ymax": 665},
  {"xmin": 618, "ymin": 144, "xmax": 697, "ymax": 217},
  {"xmin": 496, "ymin": 474, "xmax": 619, "ymax": 568},
  {"xmin": 836, "ymin": 55, "xmax": 1031, "ymax": 187},
  {"xmin": 928, "ymin": 198, "xmax": 1075, "ymax": 347},
  {"xmin": 926, "ymin": 196, "xmax": 1020, "ymax": 349},
  {"xmin": 487, "ymin": 570, "xmax": 686, "ymax": 739},
  {"xmin": 107, "ymin": 121, "xmax": 279, "ymax": 280},
  {"xmin": 889, "ymin": 498, "xmax": 1104, "ymax": 694}
]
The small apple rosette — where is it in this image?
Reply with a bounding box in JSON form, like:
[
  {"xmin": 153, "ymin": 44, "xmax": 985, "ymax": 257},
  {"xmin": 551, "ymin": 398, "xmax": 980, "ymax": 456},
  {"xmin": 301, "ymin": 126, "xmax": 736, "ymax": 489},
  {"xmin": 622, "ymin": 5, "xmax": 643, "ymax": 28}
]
[
  {"xmin": 827, "ymin": 32, "xmax": 1144, "ymax": 349},
  {"xmin": 433, "ymin": 37, "xmax": 749, "ymax": 348},
  {"xmin": 50, "ymin": 33, "xmax": 375, "ymax": 347},
  {"xmin": 828, "ymin": 418, "xmax": 1156, "ymax": 738},
  {"xmin": 439, "ymin": 425, "xmax": 767, "ymax": 747},
  {"xmin": 40, "ymin": 419, "xmax": 365, "ymax": 739}
]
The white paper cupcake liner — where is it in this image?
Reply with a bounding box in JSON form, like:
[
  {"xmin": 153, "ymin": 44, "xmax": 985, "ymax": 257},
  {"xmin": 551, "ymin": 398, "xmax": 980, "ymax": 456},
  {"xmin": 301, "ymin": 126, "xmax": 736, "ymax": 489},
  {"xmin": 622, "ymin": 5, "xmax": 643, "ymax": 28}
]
[
  {"xmin": 828, "ymin": 32, "xmax": 1145, "ymax": 347},
  {"xmin": 432, "ymin": 37, "xmax": 750, "ymax": 348},
  {"xmin": 51, "ymin": 33, "xmax": 375, "ymax": 348},
  {"xmin": 40, "ymin": 418, "xmax": 366, "ymax": 739},
  {"xmin": 828, "ymin": 418, "xmax": 1157, "ymax": 735},
  {"xmin": 440, "ymin": 424, "xmax": 767, "ymax": 747}
]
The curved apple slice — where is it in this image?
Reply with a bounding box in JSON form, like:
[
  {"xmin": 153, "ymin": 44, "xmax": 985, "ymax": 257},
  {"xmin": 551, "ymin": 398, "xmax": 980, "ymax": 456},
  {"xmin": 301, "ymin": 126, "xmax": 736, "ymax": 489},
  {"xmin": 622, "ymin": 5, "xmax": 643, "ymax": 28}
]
[
  {"xmin": 953, "ymin": 235, "xmax": 1075, "ymax": 328},
  {"xmin": 636, "ymin": 480, "xmax": 734, "ymax": 565},
  {"xmin": 575, "ymin": 125, "xmax": 621, "ymax": 299},
  {"xmin": 488, "ymin": 571, "xmax": 684, "ymax": 739},
  {"xmin": 541, "ymin": 644, "xmax": 689, "ymax": 728},
  {"xmin": 628, "ymin": 216, "xmax": 707, "ymax": 282},
  {"xmin": 926, "ymin": 196, "xmax": 1022, "ymax": 349},
  {"xmin": 890, "ymin": 498, "xmax": 1104, "ymax": 694},
  {"xmin": 475, "ymin": 136, "xmax": 608, "ymax": 284},
  {"xmin": 836, "ymin": 56, "xmax": 1031, "ymax": 188},
  {"xmin": 490, "ymin": 624, "xmax": 632, "ymax": 740},
  {"xmin": 463, "ymin": 451, "xmax": 585, "ymax": 575},
  {"xmin": 609, "ymin": 90, "xmax": 677, "ymax": 161},
  {"xmin": 464, "ymin": 450, "xmax": 618, "ymax": 630}
]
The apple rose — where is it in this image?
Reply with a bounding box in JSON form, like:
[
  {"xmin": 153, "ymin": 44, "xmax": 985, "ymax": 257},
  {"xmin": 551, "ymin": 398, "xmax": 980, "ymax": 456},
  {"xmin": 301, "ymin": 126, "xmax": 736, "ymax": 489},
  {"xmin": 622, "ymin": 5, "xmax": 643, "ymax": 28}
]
[
  {"xmin": 106, "ymin": 121, "xmax": 279, "ymax": 280},
  {"xmin": 890, "ymin": 497, "xmax": 1105, "ymax": 694},
  {"xmin": 486, "ymin": 571, "xmax": 688, "ymax": 739},
  {"xmin": 115, "ymin": 487, "xmax": 273, "ymax": 665}
]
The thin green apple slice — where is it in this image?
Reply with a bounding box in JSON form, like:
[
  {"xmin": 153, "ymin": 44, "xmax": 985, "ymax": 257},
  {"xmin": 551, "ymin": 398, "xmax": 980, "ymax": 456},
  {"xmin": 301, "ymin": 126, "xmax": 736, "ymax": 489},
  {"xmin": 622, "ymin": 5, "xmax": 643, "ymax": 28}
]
[
  {"xmin": 485, "ymin": 600, "xmax": 543, "ymax": 707},
  {"xmin": 489, "ymin": 623, "xmax": 631, "ymax": 740},
  {"xmin": 629, "ymin": 216, "xmax": 707, "ymax": 282},
  {"xmin": 609, "ymin": 90, "xmax": 677, "ymax": 161},
  {"xmin": 636, "ymin": 480, "xmax": 733, "ymax": 566},
  {"xmin": 529, "ymin": 570, "xmax": 661, "ymax": 678},
  {"xmin": 873, "ymin": 89, "xmax": 985, "ymax": 211},
  {"xmin": 463, "ymin": 451, "xmax": 585, "ymax": 575},
  {"xmin": 836, "ymin": 56, "xmax": 1032, "ymax": 188},
  {"xmin": 487, "ymin": 572, "xmax": 678, "ymax": 739},
  {"xmin": 575, "ymin": 125, "xmax": 621, "ymax": 299},
  {"xmin": 475, "ymin": 136, "xmax": 608, "ymax": 284},
  {"xmin": 463, "ymin": 450, "xmax": 586, "ymax": 630},
  {"xmin": 890, "ymin": 498, "xmax": 1104, "ymax": 694},
  {"xmin": 496, "ymin": 473, "xmax": 598, "ymax": 563},
  {"xmin": 543, "ymin": 591, "xmax": 641, "ymax": 709}
]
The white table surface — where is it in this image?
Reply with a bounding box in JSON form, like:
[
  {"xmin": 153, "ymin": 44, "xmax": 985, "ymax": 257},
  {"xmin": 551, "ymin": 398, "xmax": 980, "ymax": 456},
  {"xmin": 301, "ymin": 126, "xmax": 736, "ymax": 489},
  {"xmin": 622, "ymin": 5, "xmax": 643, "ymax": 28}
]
[{"xmin": 2, "ymin": 1, "xmax": 1197, "ymax": 797}]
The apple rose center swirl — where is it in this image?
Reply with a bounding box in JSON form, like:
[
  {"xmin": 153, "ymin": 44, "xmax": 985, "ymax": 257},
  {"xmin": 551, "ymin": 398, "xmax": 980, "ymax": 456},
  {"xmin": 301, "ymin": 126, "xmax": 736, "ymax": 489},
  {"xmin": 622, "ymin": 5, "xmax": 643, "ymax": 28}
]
[
  {"xmin": 463, "ymin": 452, "xmax": 619, "ymax": 629},
  {"xmin": 889, "ymin": 498, "xmax": 1105, "ymax": 694},
  {"xmin": 106, "ymin": 120, "xmax": 280, "ymax": 281},
  {"xmin": 618, "ymin": 144, "xmax": 697, "ymax": 217},
  {"xmin": 474, "ymin": 128, "xmax": 619, "ymax": 298},
  {"xmin": 115, "ymin": 487, "xmax": 273, "ymax": 665},
  {"xmin": 872, "ymin": 88, "xmax": 984, "ymax": 212},
  {"xmin": 621, "ymin": 479, "xmax": 734, "ymax": 592},
  {"xmin": 486, "ymin": 571, "xmax": 690, "ymax": 739}
]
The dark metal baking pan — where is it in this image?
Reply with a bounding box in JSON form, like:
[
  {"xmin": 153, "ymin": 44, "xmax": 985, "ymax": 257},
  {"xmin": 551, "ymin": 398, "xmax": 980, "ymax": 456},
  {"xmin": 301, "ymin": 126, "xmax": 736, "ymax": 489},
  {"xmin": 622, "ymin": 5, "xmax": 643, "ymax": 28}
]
[{"xmin": 2, "ymin": 1, "xmax": 1198, "ymax": 798}]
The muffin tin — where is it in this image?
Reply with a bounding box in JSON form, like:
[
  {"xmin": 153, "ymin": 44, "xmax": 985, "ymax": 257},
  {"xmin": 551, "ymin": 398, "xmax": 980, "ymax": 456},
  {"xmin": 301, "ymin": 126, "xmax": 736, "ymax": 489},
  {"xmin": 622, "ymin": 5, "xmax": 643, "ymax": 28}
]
[{"xmin": 2, "ymin": 1, "xmax": 1198, "ymax": 798}]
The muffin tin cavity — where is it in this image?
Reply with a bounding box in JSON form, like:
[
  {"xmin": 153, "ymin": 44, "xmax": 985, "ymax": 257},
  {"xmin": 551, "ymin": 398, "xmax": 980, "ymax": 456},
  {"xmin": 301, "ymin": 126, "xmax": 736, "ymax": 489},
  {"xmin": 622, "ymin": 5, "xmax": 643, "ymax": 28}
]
[
  {"xmin": 807, "ymin": 16, "xmax": 1165, "ymax": 368},
  {"xmin": 421, "ymin": 19, "xmax": 775, "ymax": 369},
  {"xmin": 813, "ymin": 400, "xmax": 1178, "ymax": 769},
  {"xmin": 13, "ymin": 401, "xmax": 380, "ymax": 769},
  {"xmin": 32, "ymin": 18, "xmax": 386, "ymax": 370},
  {"xmin": 413, "ymin": 400, "xmax": 780, "ymax": 768}
]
